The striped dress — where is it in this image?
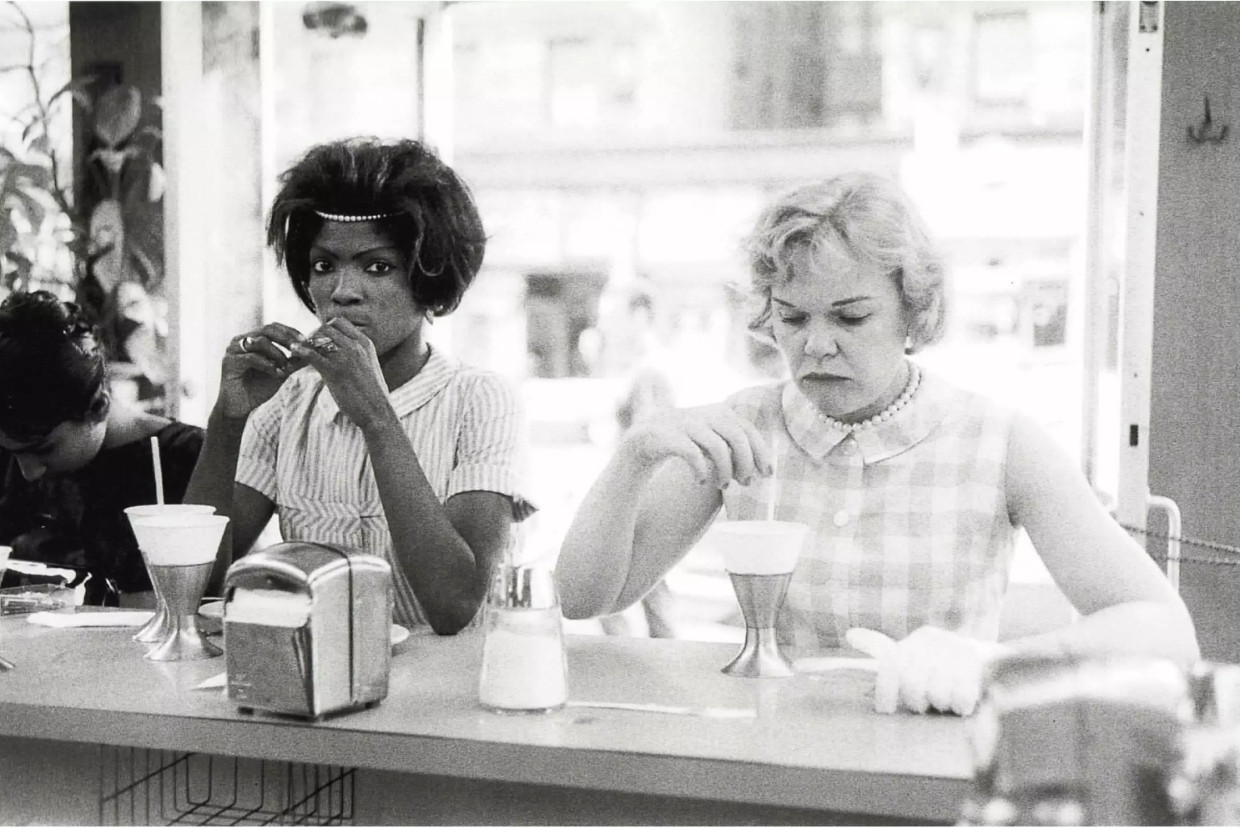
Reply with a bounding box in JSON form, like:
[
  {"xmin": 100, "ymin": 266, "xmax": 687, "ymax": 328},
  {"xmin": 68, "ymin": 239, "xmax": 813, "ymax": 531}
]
[
  {"xmin": 721, "ymin": 364, "xmax": 1018, "ymax": 653},
  {"xmin": 236, "ymin": 347, "xmax": 534, "ymax": 629}
]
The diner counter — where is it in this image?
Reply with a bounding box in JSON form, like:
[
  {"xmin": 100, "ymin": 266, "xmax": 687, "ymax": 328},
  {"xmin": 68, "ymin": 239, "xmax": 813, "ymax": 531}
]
[{"xmin": 0, "ymin": 615, "xmax": 973, "ymax": 824}]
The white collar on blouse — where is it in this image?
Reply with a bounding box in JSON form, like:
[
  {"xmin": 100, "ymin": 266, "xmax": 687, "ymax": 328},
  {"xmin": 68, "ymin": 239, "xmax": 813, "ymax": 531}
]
[
  {"xmin": 315, "ymin": 344, "xmax": 457, "ymax": 422},
  {"xmin": 780, "ymin": 361, "xmax": 955, "ymax": 464}
]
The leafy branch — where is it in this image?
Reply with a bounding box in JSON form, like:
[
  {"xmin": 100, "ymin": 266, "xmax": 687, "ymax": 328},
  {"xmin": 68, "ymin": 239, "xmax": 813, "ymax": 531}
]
[{"xmin": 0, "ymin": 0, "xmax": 165, "ymax": 351}]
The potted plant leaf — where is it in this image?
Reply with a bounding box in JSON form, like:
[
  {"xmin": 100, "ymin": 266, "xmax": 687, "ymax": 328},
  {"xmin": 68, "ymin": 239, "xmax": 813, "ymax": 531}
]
[{"xmin": 0, "ymin": 1, "xmax": 169, "ymax": 411}]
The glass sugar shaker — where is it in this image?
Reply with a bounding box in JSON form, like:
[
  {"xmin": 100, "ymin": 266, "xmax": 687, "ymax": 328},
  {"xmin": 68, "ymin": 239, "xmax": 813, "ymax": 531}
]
[{"xmin": 478, "ymin": 563, "xmax": 568, "ymax": 714}]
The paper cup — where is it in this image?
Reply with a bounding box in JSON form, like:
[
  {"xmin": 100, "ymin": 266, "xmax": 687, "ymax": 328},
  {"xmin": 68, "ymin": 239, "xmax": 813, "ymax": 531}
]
[
  {"xmin": 127, "ymin": 514, "xmax": 230, "ymax": 566},
  {"xmin": 710, "ymin": 520, "xmax": 809, "ymax": 575}
]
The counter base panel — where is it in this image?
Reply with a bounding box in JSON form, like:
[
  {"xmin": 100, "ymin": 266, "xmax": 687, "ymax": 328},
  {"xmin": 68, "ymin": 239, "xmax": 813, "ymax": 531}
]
[
  {"xmin": 355, "ymin": 770, "xmax": 938, "ymax": 825},
  {"xmin": 0, "ymin": 738, "xmax": 99, "ymax": 826},
  {"xmin": 0, "ymin": 737, "xmax": 941, "ymax": 826}
]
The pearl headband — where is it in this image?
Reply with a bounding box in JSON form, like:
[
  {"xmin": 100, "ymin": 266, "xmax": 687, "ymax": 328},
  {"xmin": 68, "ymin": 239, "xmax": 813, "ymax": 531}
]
[{"xmin": 313, "ymin": 210, "xmax": 398, "ymax": 223}]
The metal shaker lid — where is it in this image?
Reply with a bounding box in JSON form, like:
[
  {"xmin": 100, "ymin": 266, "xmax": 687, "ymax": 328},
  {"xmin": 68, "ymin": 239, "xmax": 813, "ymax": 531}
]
[{"xmin": 490, "ymin": 564, "xmax": 559, "ymax": 610}]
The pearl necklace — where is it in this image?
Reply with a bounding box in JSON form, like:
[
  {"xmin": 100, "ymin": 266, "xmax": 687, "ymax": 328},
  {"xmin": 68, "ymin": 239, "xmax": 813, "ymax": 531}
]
[{"xmin": 818, "ymin": 363, "xmax": 922, "ymax": 434}]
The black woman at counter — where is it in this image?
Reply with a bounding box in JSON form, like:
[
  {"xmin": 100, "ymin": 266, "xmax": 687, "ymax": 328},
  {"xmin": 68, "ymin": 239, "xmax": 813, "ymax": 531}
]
[
  {"xmin": 186, "ymin": 137, "xmax": 533, "ymax": 636},
  {"xmin": 557, "ymin": 172, "xmax": 1199, "ymax": 716},
  {"xmin": 0, "ymin": 291, "xmax": 204, "ymax": 606}
]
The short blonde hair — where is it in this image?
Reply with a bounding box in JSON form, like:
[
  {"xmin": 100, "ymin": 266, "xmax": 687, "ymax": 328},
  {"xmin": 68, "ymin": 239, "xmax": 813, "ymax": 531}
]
[{"xmin": 742, "ymin": 172, "xmax": 946, "ymax": 352}]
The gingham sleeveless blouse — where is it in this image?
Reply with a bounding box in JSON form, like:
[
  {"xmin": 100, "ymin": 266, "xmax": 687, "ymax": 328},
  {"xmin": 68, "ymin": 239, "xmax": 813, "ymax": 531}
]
[
  {"xmin": 722, "ymin": 363, "xmax": 1018, "ymax": 653},
  {"xmin": 236, "ymin": 347, "xmax": 534, "ymax": 630}
]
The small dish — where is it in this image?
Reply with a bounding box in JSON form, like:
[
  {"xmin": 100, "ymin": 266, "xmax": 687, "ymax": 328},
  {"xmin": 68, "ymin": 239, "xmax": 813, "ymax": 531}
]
[{"xmin": 197, "ymin": 599, "xmax": 224, "ymax": 635}]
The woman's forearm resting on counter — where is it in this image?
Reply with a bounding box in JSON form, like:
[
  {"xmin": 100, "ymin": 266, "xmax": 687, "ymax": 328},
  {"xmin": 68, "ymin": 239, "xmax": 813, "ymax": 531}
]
[{"xmin": 1010, "ymin": 599, "xmax": 1200, "ymax": 665}]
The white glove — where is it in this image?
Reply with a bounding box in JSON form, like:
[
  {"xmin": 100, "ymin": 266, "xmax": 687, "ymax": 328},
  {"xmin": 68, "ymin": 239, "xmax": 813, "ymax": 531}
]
[{"xmin": 845, "ymin": 626, "xmax": 1012, "ymax": 716}]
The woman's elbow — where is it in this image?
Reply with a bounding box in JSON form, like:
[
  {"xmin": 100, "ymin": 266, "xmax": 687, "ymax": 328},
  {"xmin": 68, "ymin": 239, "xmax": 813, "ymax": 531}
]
[
  {"xmin": 559, "ymin": 594, "xmax": 601, "ymax": 621},
  {"xmin": 555, "ymin": 571, "xmax": 612, "ymax": 621},
  {"xmin": 429, "ymin": 618, "xmax": 471, "ymax": 636},
  {"xmin": 425, "ymin": 596, "xmax": 484, "ymax": 636},
  {"xmin": 555, "ymin": 560, "xmax": 612, "ymax": 617},
  {"xmin": 556, "ymin": 577, "xmax": 591, "ymax": 620}
]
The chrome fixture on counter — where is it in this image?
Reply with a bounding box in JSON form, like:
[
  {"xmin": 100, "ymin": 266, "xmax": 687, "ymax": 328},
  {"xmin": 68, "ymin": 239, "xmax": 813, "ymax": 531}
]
[{"xmin": 224, "ymin": 542, "xmax": 393, "ymax": 720}]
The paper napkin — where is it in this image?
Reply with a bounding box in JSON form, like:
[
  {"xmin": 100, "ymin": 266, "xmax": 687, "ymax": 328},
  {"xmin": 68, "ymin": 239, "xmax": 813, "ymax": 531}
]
[{"xmin": 27, "ymin": 611, "xmax": 154, "ymax": 628}]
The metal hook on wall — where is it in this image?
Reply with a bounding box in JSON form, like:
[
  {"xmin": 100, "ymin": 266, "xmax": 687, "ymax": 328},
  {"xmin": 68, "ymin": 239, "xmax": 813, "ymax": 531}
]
[{"xmin": 1188, "ymin": 95, "xmax": 1229, "ymax": 144}]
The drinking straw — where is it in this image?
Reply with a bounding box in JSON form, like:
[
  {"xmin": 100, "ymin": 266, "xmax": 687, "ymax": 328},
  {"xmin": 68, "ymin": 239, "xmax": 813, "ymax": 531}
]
[
  {"xmin": 150, "ymin": 435, "xmax": 165, "ymax": 505},
  {"xmin": 765, "ymin": 430, "xmax": 780, "ymax": 522}
]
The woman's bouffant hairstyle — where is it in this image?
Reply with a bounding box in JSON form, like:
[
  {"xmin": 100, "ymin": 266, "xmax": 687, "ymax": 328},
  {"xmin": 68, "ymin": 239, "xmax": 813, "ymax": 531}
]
[
  {"xmin": 742, "ymin": 172, "xmax": 947, "ymax": 353},
  {"xmin": 0, "ymin": 291, "xmax": 109, "ymax": 443},
  {"xmin": 266, "ymin": 137, "xmax": 487, "ymax": 317}
]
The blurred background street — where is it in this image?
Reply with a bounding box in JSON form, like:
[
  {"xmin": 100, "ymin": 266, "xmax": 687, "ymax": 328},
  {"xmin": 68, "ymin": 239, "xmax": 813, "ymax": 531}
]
[{"xmin": 1, "ymin": 0, "xmax": 1115, "ymax": 642}]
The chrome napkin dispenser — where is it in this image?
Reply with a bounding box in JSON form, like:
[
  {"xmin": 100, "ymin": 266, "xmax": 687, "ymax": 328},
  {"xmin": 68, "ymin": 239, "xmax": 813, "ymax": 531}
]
[{"xmin": 223, "ymin": 541, "xmax": 393, "ymax": 720}]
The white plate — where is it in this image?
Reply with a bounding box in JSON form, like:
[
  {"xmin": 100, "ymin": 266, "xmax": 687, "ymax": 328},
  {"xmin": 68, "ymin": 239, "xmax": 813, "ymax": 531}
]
[{"xmin": 200, "ymin": 602, "xmax": 410, "ymax": 647}]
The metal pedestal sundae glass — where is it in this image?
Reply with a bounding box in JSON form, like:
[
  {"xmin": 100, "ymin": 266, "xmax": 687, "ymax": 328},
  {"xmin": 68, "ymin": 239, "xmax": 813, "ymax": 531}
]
[
  {"xmin": 124, "ymin": 505, "xmax": 216, "ymax": 644},
  {"xmin": 723, "ymin": 570, "xmax": 796, "ymax": 677},
  {"xmin": 127, "ymin": 513, "xmax": 229, "ymax": 661},
  {"xmin": 712, "ymin": 520, "xmax": 809, "ymax": 678}
]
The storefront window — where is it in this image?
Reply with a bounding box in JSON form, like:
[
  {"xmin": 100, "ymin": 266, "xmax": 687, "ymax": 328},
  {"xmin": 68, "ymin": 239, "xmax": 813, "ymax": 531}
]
[{"xmin": 441, "ymin": 1, "xmax": 1096, "ymax": 638}]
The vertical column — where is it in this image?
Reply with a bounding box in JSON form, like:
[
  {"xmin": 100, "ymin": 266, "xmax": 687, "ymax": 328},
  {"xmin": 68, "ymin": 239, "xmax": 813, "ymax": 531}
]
[
  {"xmin": 160, "ymin": 1, "xmax": 206, "ymax": 424},
  {"xmin": 421, "ymin": 7, "xmax": 455, "ymax": 161},
  {"xmin": 1115, "ymin": 0, "xmax": 1164, "ymax": 531},
  {"xmin": 258, "ymin": 1, "xmax": 280, "ymax": 324},
  {"xmin": 420, "ymin": 4, "xmax": 456, "ymax": 351},
  {"xmin": 1081, "ymin": 0, "xmax": 1130, "ymax": 490}
]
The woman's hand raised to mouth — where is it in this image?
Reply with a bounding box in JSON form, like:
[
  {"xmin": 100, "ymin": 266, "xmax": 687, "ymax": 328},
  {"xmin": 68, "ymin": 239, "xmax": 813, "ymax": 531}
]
[
  {"xmin": 218, "ymin": 323, "xmax": 310, "ymax": 418},
  {"xmin": 290, "ymin": 317, "xmax": 393, "ymax": 432}
]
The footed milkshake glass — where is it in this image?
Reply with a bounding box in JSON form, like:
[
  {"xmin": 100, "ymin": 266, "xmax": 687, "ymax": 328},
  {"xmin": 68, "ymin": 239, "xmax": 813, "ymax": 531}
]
[
  {"xmin": 127, "ymin": 513, "xmax": 229, "ymax": 661},
  {"xmin": 710, "ymin": 520, "xmax": 809, "ymax": 678},
  {"xmin": 124, "ymin": 505, "xmax": 216, "ymax": 644}
]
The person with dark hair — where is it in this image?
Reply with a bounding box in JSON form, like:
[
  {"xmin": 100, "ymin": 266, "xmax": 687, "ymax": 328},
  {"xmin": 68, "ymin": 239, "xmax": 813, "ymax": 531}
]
[
  {"xmin": 0, "ymin": 290, "xmax": 203, "ymax": 605},
  {"xmin": 186, "ymin": 137, "xmax": 533, "ymax": 635}
]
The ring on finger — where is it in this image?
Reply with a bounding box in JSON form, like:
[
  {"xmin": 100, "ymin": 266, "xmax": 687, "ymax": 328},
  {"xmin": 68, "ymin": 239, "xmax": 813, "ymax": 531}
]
[
  {"xmin": 308, "ymin": 336, "xmax": 339, "ymax": 353},
  {"xmin": 239, "ymin": 335, "xmax": 256, "ymax": 353}
]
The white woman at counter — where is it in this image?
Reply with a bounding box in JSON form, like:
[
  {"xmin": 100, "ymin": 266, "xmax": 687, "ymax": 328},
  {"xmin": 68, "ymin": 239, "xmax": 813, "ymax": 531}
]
[
  {"xmin": 186, "ymin": 137, "xmax": 533, "ymax": 635},
  {"xmin": 0, "ymin": 291, "xmax": 204, "ymax": 606},
  {"xmin": 557, "ymin": 172, "xmax": 1199, "ymax": 716}
]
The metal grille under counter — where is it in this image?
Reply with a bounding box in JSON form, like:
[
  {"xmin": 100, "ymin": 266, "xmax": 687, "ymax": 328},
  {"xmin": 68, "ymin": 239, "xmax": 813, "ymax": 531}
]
[{"xmin": 97, "ymin": 746, "xmax": 354, "ymax": 826}]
